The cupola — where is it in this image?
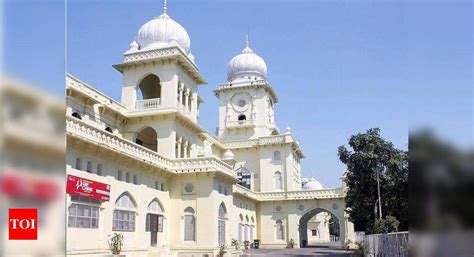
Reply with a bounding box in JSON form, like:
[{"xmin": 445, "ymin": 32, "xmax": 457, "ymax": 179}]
[
  {"xmin": 227, "ymin": 35, "xmax": 267, "ymax": 83},
  {"xmin": 133, "ymin": 0, "xmax": 192, "ymax": 56}
]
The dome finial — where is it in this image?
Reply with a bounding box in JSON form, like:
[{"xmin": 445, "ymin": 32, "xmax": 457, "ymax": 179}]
[
  {"xmin": 245, "ymin": 32, "xmax": 249, "ymax": 48},
  {"xmin": 163, "ymin": 0, "xmax": 168, "ymax": 14}
]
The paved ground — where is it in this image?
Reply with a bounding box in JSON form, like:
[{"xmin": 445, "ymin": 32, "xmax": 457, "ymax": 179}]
[{"xmin": 243, "ymin": 243, "xmax": 354, "ymax": 257}]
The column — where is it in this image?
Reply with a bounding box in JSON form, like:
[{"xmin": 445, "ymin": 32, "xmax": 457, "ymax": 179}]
[
  {"xmin": 176, "ymin": 137, "xmax": 182, "ymax": 158},
  {"xmin": 183, "ymin": 141, "xmax": 189, "ymax": 158},
  {"xmin": 184, "ymin": 89, "xmax": 190, "ymax": 112},
  {"xmin": 177, "ymin": 84, "xmax": 182, "ymax": 107}
]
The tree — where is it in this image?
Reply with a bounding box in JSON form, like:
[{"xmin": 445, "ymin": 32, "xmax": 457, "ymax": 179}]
[{"xmin": 338, "ymin": 128, "xmax": 408, "ymax": 233}]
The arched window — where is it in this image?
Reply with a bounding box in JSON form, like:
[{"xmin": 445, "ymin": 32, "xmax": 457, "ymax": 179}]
[
  {"xmin": 274, "ymin": 171, "xmax": 283, "ymax": 190},
  {"xmin": 238, "ymin": 114, "xmax": 247, "ymax": 121},
  {"xmin": 135, "ymin": 126, "xmax": 158, "ymax": 152},
  {"xmin": 113, "ymin": 193, "xmax": 136, "ymax": 231},
  {"xmin": 147, "ymin": 199, "xmax": 164, "ymax": 213},
  {"xmin": 244, "ymin": 224, "xmax": 249, "ymax": 241},
  {"xmin": 105, "ymin": 127, "xmax": 113, "ymax": 133},
  {"xmin": 276, "ymin": 220, "xmax": 284, "ymax": 240},
  {"xmin": 238, "ymin": 214, "xmax": 244, "ymax": 243},
  {"xmin": 146, "ymin": 199, "xmax": 164, "ymax": 236},
  {"xmin": 218, "ymin": 203, "xmax": 226, "ymax": 246},
  {"xmin": 273, "ymin": 151, "xmax": 281, "ymax": 161},
  {"xmin": 138, "ymin": 74, "xmax": 161, "ymax": 100},
  {"xmin": 72, "ymin": 112, "xmax": 82, "ymax": 120},
  {"xmin": 236, "ymin": 167, "xmax": 251, "ymax": 189},
  {"xmin": 184, "ymin": 207, "xmax": 195, "ymax": 241}
]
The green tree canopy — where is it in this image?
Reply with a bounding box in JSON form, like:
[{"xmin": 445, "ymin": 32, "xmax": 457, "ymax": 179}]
[{"xmin": 338, "ymin": 128, "xmax": 408, "ymax": 233}]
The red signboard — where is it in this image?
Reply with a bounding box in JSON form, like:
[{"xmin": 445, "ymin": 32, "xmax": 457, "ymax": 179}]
[{"xmin": 66, "ymin": 175, "xmax": 110, "ymax": 201}]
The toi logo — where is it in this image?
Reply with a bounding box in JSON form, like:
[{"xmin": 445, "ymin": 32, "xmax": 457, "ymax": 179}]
[{"xmin": 9, "ymin": 209, "xmax": 38, "ymax": 240}]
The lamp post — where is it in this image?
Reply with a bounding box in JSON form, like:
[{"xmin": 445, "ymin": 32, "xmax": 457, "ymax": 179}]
[{"xmin": 376, "ymin": 165, "xmax": 382, "ymax": 219}]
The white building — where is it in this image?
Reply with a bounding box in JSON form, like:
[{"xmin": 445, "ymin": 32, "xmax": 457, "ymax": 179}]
[{"xmin": 65, "ymin": 3, "xmax": 354, "ymax": 256}]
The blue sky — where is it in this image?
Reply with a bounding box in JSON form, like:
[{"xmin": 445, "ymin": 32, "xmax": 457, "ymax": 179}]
[{"xmin": 4, "ymin": 0, "xmax": 472, "ymax": 187}]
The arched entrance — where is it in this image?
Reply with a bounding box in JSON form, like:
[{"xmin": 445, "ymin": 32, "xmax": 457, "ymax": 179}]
[
  {"xmin": 299, "ymin": 208, "xmax": 342, "ymax": 248},
  {"xmin": 135, "ymin": 126, "xmax": 158, "ymax": 152}
]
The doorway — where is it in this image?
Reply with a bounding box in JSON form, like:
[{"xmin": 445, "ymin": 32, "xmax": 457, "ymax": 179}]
[{"xmin": 147, "ymin": 213, "xmax": 161, "ymax": 246}]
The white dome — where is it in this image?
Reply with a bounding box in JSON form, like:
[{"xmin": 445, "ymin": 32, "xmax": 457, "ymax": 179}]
[
  {"xmin": 227, "ymin": 37, "xmax": 267, "ymax": 82},
  {"xmin": 222, "ymin": 149, "xmax": 235, "ymax": 161},
  {"xmin": 303, "ymin": 177, "xmax": 323, "ymax": 190},
  {"xmin": 135, "ymin": 11, "xmax": 190, "ymax": 53}
]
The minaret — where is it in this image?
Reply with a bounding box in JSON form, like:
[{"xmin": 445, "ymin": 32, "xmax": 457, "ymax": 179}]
[{"xmin": 214, "ymin": 35, "xmax": 279, "ymax": 140}]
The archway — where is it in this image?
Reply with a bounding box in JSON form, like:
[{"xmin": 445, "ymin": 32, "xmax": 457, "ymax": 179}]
[
  {"xmin": 135, "ymin": 126, "xmax": 158, "ymax": 152},
  {"xmin": 138, "ymin": 74, "xmax": 161, "ymax": 100},
  {"xmin": 299, "ymin": 208, "xmax": 341, "ymax": 248}
]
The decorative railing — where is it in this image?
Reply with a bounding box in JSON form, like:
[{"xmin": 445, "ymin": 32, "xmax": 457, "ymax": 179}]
[
  {"xmin": 66, "ymin": 117, "xmax": 236, "ymax": 178},
  {"xmin": 123, "ymin": 46, "xmax": 198, "ymax": 71},
  {"xmin": 223, "ymin": 134, "xmax": 288, "ymax": 148},
  {"xmin": 226, "ymin": 119, "xmax": 255, "ymax": 127},
  {"xmin": 218, "ymin": 79, "xmax": 268, "ymax": 89},
  {"xmin": 233, "ymin": 184, "xmax": 344, "ymax": 201},
  {"xmin": 135, "ymin": 98, "xmax": 161, "ymax": 110},
  {"xmin": 173, "ymin": 157, "xmax": 235, "ymax": 177}
]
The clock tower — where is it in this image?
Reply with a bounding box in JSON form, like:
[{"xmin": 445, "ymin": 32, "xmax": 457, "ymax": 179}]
[{"xmin": 214, "ymin": 36, "xmax": 279, "ymax": 141}]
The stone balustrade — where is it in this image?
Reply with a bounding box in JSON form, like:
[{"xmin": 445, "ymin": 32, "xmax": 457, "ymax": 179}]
[
  {"xmin": 66, "ymin": 116, "xmax": 235, "ymax": 178},
  {"xmin": 233, "ymin": 184, "xmax": 344, "ymax": 201}
]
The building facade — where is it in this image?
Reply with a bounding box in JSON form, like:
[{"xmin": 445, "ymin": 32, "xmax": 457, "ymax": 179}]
[{"xmin": 66, "ymin": 3, "xmax": 354, "ymax": 257}]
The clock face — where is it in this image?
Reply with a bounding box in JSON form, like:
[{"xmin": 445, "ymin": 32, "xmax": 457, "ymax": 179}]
[{"xmin": 231, "ymin": 93, "xmax": 251, "ymax": 112}]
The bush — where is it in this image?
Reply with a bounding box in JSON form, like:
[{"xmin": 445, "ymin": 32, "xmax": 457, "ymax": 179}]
[
  {"xmin": 231, "ymin": 238, "xmax": 240, "ymax": 250},
  {"xmin": 372, "ymin": 216, "xmax": 400, "ymax": 234},
  {"xmin": 243, "ymin": 240, "xmax": 250, "ymax": 249}
]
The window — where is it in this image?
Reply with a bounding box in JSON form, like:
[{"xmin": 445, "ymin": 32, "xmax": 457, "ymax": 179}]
[
  {"xmin": 148, "ymin": 199, "xmax": 164, "ymax": 213},
  {"xmin": 146, "ymin": 214, "xmax": 164, "ymax": 233},
  {"xmin": 276, "ymin": 220, "xmax": 284, "ymax": 240},
  {"xmin": 184, "ymin": 207, "xmax": 195, "ymax": 241},
  {"xmin": 250, "ymin": 225, "xmax": 254, "ymax": 241},
  {"xmin": 86, "ymin": 161, "xmax": 92, "ymax": 173},
  {"xmin": 75, "ymin": 158, "xmax": 82, "ymax": 170},
  {"xmin": 118, "ymin": 170, "xmax": 122, "ymax": 181},
  {"xmin": 274, "ymin": 171, "xmax": 283, "ymax": 190},
  {"xmin": 238, "ymin": 223, "xmax": 243, "ymax": 243},
  {"xmin": 236, "ymin": 167, "xmax": 251, "ymax": 189},
  {"xmin": 238, "ymin": 114, "xmax": 246, "ymax": 121},
  {"xmin": 105, "ymin": 127, "xmax": 113, "ymax": 133},
  {"xmin": 218, "ymin": 203, "xmax": 226, "ymax": 246},
  {"xmin": 68, "ymin": 203, "xmax": 99, "ymax": 229},
  {"xmin": 133, "ymin": 175, "xmax": 138, "ymax": 185},
  {"xmin": 218, "ymin": 184, "xmax": 222, "ymax": 194},
  {"xmin": 113, "ymin": 193, "xmax": 136, "ymax": 231},
  {"xmin": 273, "ymin": 151, "xmax": 281, "ymax": 161},
  {"xmin": 155, "ymin": 181, "xmax": 160, "ymax": 190},
  {"xmin": 125, "ymin": 172, "xmax": 130, "ymax": 183},
  {"xmin": 238, "ymin": 100, "xmax": 246, "ymax": 107},
  {"xmin": 146, "ymin": 199, "xmax": 164, "ymax": 233},
  {"xmin": 312, "ymin": 230, "xmax": 317, "ymax": 236},
  {"xmin": 161, "ymin": 183, "xmax": 165, "ymax": 191},
  {"xmin": 97, "ymin": 164, "xmax": 103, "ymax": 176},
  {"xmin": 113, "ymin": 210, "xmax": 135, "ymax": 231},
  {"xmin": 72, "ymin": 112, "xmax": 82, "ymax": 120},
  {"xmin": 244, "ymin": 224, "xmax": 249, "ymax": 241}
]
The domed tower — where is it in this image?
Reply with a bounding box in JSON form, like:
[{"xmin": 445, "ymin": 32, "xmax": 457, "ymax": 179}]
[
  {"xmin": 214, "ymin": 35, "xmax": 279, "ymax": 140},
  {"xmin": 114, "ymin": 1, "xmax": 206, "ymax": 122}
]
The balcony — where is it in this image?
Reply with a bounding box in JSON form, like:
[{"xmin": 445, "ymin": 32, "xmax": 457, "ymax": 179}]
[
  {"xmin": 135, "ymin": 98, "xmax": 161, "ymax": 110},
  {"xmin": 227, "ymin": 119, "xmax": 255, "ymax": 128}
]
